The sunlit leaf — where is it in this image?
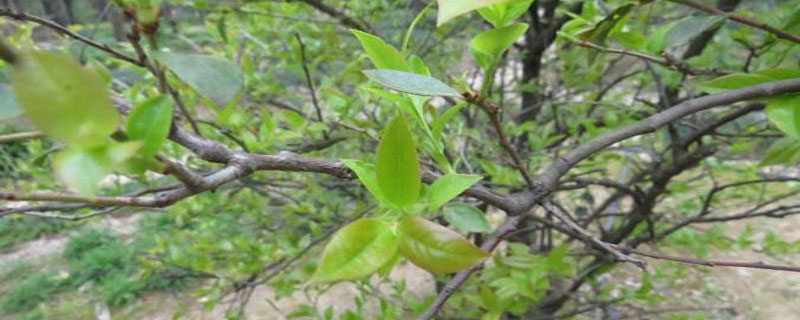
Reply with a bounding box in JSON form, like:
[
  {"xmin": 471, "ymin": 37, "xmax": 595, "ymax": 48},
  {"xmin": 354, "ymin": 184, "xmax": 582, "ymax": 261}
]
[
  {"xmin": 397, "ymin": 216, "xmax": 491, "ymax": 274},
  {"xmin": 695, "ymin": 74, "xmax": 774, "ymax": 94},
  {"xmin": 765, "ymin": 94, "xmax": 800, "ymax": 139},
  {"xmin": 477, "ymin": 0, "xmax": 534, "ymax": 28},
  {"xmin": 311, "ymin": 218, "xmax": 398, "ymax": 282},
  {"xmin": 436, "ymin": 0, "xmax": 515, "ymax": 26},
  {"xmin": 760, "ymin": 137, "xmax": 800, "ymax": 166},
  {"xmin": 12, "ymin": 50, "xmax": 119, "ymax": 146},
  {"xmin": 363, "ymin": 69, "xmax": 460, "ymax": 97},
  {"xmin": 376, "ymin": 116, "xmax": 421, "ymax": 208},
  {"xmin": 578, "ymin": 4, "xmax": 634, "ymax": 46},
  {"xmin": 53, "ymin": 141, "xmax": 141, "ymax": 194},
  {"xmin": 351, "ymin": 30, "xmax": 410, "ymax": 72},
  {"xmin": 342, "ymin": 159, "xmax": 390, "ymax": 205},
  {"xmin": 470, "ymin": 23, "xmax": 529, "ymax": 60},
  {"xmin": 428, "ymin": 174, "xmax": 483, "ymax": 211},
  {"xmin": 126, "ymin": 95, "xmax": 173, "ymax": 157},
  {"xmin": 443, "ymin": 202, "xmax": 493, "ymax": 233},
  {"xmin": 152, "ymin": 51, "xmax": 244, "ymax": 107}
]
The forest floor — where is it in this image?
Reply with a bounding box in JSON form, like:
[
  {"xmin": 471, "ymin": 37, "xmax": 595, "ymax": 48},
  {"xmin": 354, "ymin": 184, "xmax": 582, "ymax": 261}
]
[{"xmin": 1, "ymin": 212, "xmax": 799, "ymax": 319}]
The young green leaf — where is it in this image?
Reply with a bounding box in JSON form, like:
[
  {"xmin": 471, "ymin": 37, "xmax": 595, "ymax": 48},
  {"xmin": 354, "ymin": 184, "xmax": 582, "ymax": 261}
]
[
  {"xmin": 432, "ymin": 102, "xmax": 468, "ymax": 142},
  {"xmin": 428, "ymin": 174, "xmax": 483, "ymax": 211},
  {"xmin": 151, "ymin": 51, "xmax": 244, "ymax": 107},
  {"xmin": 12, "ymin": 50, "xmax": 119, "ymax": 146},
  {"xmin": 477, "ymin": 0, "xmax": 534, "ymax": 28},
  {"xmin": 765, "ymin": 94, "xmax": 800, "ymax": 139},
  {"xmin": 755, "ymin": 68, "xmax": 800, "ymax": 80},
  {"xmin": 397, "ymin": 216, "xmax": 491, "ymax": 274},
  {"xmin": 342, "ymin": 159, "xmax": 390, "ymax": 205},
  {"xmin": 363, "ymin": 69, "xmax": 460, "ymax": 97},
  {"xmin": 126, "ymin": 95, "xmax": 174, "ymax": 157},
  {"xmin": 377, "ymin": 251, "xmax": 404, "ymax": 276},
  {"xmin": 53, "ymin": 141, "xmax": 142, "ymax": 194},
  {"xmin": 53, "ymin": 147, "xmax": 109, "ymax": 195},
  {"xmin": 351, "ymin": 30, "xmax": 410, "ymax": 72},
  {"xmin": 577, "ymin": 4, "xmax": 634, "ymax": 46},
  {"xmin": 470, "ymin": 23, "xmax": 529, "ymax": 61},
  {"xmin": 664, "ymin": 15, "xmax": 727, "ymax": 49},
  {"xmin": 436, "ymin": 0, "xmax": 515, "ymax": 26},
  {"xmin": 376, "ymin": 116, "xmax": 421, "ymax": 208},
  {"xmin": 311, "ymin": 218, "xmax": 398, "ymax": 282},
  {"xmin": 695, "ymin": 74, "xmax": 774, "ymax": 94},
  {"xmin": 443, "ymin": 202, "xmax": 493, "ymax": 233},
  {"xmin": 760, "ymin": 137, "xmax": 800, "ymax": 166}
]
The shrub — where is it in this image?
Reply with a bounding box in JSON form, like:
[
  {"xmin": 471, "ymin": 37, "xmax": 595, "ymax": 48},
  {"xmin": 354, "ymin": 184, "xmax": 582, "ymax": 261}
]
[{"xmin": 2, "ymin": 273, "xmax": 60, "ymax": 313}]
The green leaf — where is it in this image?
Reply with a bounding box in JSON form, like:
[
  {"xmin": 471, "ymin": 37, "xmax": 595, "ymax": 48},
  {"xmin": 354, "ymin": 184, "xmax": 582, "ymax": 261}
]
[
  {"xmin": 311, "ymin": 218, "xmax": 398, "ymax": 282},
  {"xmin": 377, "ymin": 251, "xmax": 404, "ymax": 276},
  {"xmin": 126, "ymin": 95, "xmax": 173, "ymax": 157},
  {"xmin": 436, "ymin": 0, "xmax": 515, "ymax": 26},
  {"xmin": 760, "ymin": 137, "xmax": 800, "ymax": 166},
  {"xmin": 695, "ymin": 74, "xmax": 774, "ymax": 94},
  {"xmin": 53, "ymin": 141, "xmax": 141, "ymax": 194},
  {"xmin": 151, "ymin": 51, "xmax": 244, "ymax": 107},
  {"xmin": 53, "ymin": 147, "xmax": 109, "ymax": 195},
  {"xmin": 755, "ymin": 68, "xmax": 800, "ymax": 80},
  {"xmin": 363, "ymin": 69, "xmax": 460, "ymax": 97},
  {"xmin": 12, "ymin": 50, "xmax": 119, "ymax": 146},
  {"xmin": 766, "ymin": 94, "xmax": 800, "ymax": 139},
  {"xmin": 342, "ymin": 159, "xmax": 390, "ymax": 205},
  {"xmin": 615, "ymin": 31, "xmax": 647, "ymax": 50},
  {"xmin": 443, "ymin": 202, "xmax": 493, "ymax": 233},
  {"xmin": 351, "ymin": 30, "xmax": 410, "ymax": 72},
  {"xmin": 432, "ymin": 102, "xmax": 468, "ymax": 142},
  {"xmin": 397, "ymin": 216, "xmax": 491, "ymax": 274},
  {"xmin": 578, "ymin": 4, "xmax": 634, "ymax": 46},
  {"xmin": 376, "ymin": 116, "xmax": 421, "ymax": 208},
  {"xmin": 696, "ymin": 69, "xmax": 800, "ymax": 94},
  {"xmin": 470, "ymin": 23, "xmax": 529, "ymax": 60},
  {"xmin": 428, "ymin": 174, "xmax": 483, "ymax": 211},
  {"xmin": 664, "ymin": 15, "xmax": 726, "ymax": 49},
  {"xmin": 477, "ymin": 0, "xmax": 534, "ymax": 28},
  {"xmin": 0, "ymin": 84, "xmax": 22, "ymax": 120}
]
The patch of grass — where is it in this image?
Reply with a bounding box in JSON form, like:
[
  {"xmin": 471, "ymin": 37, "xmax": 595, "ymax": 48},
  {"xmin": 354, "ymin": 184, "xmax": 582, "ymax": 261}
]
[
  {"xmin": 64, "ymin": 229, "xmax": 136, "ymax": 284},
  {"xmin": 2, "ymin": 273, "xmax": 61, "ymax": 313},
  {"xmin": 0, "ymin": 217, "xmax": 73, "ymax": 252}
]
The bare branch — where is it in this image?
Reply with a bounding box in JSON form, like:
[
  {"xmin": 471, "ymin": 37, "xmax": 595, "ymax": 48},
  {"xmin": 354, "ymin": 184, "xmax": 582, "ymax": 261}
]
[
  {"xmin": 0, "ymin": 8, "xmax": 141, "ymax": 65},
  {"xmin": 575, "ymin": 40, "xmax": 730, "ymax": 76},
  {"xmin": 615, "ymin": 245, "xmax": 800, "ymax": 272},
  {"xmin": 0, "ymin": 130, "xmax": 44, "ymax": 144},
  {"xmin": 667, "ymin": 0, "xmax": 800, "ymax": 45}
]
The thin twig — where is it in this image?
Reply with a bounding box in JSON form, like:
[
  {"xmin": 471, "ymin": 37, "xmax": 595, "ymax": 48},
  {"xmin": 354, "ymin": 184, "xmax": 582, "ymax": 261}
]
[
  {"xmin": 615, "ymin": 245, "xmax": 800, "ymax": 272},
  {"xmin": 464, "ymin": 92, "xmax": 535, "ymax": 189},
  {"xmin": 0, "ymin": 130, "xmax": 44, "ymax": 144},
  {"xmin": 540, "ymin": 199, "xmax": 645, "ymax": 269},
  {"xmin": 667, "ymin": 0, "xmax": 800, "ymax": 45},
  {"xmin": 293, "ymin": 33, "xmax": 327, "ymax": 138},
  {"xmin": 575, "ymin": 40, "xmax": 729, "ymax": 76},
  {"xmin": 0, "ymin": 9, "xmax": 141, "ymax": 66}
]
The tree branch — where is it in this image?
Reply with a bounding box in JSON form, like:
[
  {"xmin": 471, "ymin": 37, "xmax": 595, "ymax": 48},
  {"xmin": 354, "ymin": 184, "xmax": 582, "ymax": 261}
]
[
  {"xmin": 615, "ymin": 245, "xmax": 800, "ymax": 272},
  {"xmin": 0, "ymin": 8, "xmax": 141, "ymax": 66},
  {"xmin": 667, "ymin": 0, "xmax": 800, "ymax": 44}
]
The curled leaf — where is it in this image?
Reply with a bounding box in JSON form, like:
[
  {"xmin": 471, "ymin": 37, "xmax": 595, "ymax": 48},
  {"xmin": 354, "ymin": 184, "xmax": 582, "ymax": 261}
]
[
  {"xmin": 397, "ymin": 216, "xmax": 491, "ymax": 274},
  {"xmin": 312, "ymin": 218, "xmax": 398, "ymax": 282}
]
